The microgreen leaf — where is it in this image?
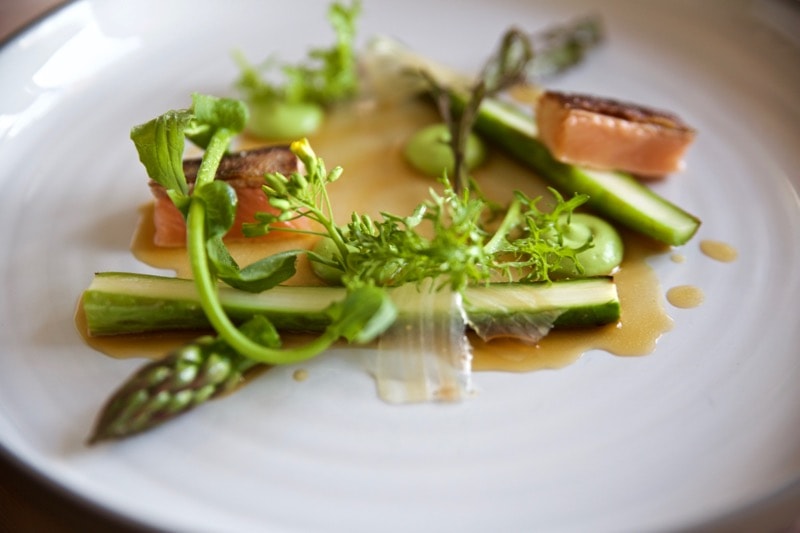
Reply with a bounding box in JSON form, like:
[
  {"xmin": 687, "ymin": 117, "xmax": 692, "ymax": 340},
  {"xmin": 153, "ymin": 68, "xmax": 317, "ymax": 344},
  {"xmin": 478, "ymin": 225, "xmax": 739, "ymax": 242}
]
[
  {"xmin": 185, "ymin": 93, "xmax": 249, "ymax": 149},
  {"xmin": 325, "ymin": 285, "xmax": 398, "ymax": 344},
  {"xmin": 480, "ymin": 28, "xmax": 532, "ymax": 94},
  {"xmin": 238, "ymin": 315, "xmax": 281, "ymax": 349},
  {"xmin": 130, "ymin": 109, "xmax": 193, "ymax": 196},
  {"xmin": 193, "ymin": 181, "xmax": 237, "ymax": 239},
  {"xmin": 207, "ymin": 240, "xmax": 301, "ymax": 293}
]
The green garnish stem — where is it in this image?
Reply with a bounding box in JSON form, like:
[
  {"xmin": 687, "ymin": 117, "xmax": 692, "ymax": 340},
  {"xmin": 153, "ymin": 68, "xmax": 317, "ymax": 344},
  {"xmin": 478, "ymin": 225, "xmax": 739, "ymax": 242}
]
[
  {"xmin": 186, "ymin": 131, "xmax": 341, "ymax": 365},
  {"xmin": 187, "ymin": 207, "xmax": 341, "ymax": 363},
  {"xmin": 194, "ymin": 128, "xmax": 234, "ymax": 187},
  {"xmin": 483, "ymin": 198, "xmax": 521, "ymax": 254}
]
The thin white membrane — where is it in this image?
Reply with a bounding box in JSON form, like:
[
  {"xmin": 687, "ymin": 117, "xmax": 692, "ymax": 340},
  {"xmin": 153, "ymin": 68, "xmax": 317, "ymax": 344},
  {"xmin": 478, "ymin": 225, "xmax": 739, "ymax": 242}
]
[
  {"xmin": 373, "ymin": 280, "xmax": 473, "ymax": 403},
  {"xmin": 466, "ymin": 306, "xmax": 560, "ymax": 344}
]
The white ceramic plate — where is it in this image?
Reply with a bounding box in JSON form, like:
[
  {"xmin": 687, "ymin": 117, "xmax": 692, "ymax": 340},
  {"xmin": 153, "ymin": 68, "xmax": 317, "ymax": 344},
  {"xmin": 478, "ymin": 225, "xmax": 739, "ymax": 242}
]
[{"xmin": 2, "ymin": 0, "xmax": 799, "ymax": 531}]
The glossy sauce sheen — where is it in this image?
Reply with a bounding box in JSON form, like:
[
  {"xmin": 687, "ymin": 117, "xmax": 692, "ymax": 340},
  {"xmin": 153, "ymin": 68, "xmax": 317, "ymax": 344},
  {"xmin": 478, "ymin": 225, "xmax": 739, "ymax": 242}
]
[{"xmin": 113, "ymin": 98, "xmax": 675, "ymax": 372}]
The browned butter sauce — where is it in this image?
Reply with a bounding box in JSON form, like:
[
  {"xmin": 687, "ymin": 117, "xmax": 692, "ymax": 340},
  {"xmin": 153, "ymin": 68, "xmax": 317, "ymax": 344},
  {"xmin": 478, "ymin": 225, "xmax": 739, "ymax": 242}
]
[
  {"xmin": 666, "ymin": 285, "xmax": 704, "ymax": 309},
  {"xmin": 670, "ymin": 252, "xmax": 686, "ymax": 264},
  {"xmin": 661, "ymin": 239, "xmax": 736, "ymax": 311},
  {"xmin": 85, "ymin": 98, "xmax": 678, "ymax": 372},
  {"xmin": 700, "ymin": 239, "xmax": 738, "ymax": 263}
]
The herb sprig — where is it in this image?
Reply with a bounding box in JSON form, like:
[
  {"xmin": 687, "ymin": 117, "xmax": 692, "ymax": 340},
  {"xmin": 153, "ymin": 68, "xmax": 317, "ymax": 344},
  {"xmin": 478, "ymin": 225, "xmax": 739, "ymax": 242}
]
[
  {"xmin": 247, "ymin": 139, "xmax": 589, "ymax": 292},
  {"xmin": 234, "ymin": 1, "xmax": 361, "ymax": 111}
]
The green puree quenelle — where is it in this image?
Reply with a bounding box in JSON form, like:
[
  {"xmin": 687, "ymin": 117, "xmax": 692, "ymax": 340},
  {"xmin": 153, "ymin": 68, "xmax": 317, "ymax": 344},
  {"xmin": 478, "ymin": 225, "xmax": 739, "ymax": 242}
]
[{"xmin": 404, "ymin": 123, "xmax": 486, "ymax": 177}]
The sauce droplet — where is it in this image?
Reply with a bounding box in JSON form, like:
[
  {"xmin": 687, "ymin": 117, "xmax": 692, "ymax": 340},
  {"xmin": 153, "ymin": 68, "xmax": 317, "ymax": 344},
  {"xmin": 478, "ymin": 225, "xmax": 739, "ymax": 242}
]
[
  {"xmin": 666, "ymin": 285, "xmax": 704, "ymax": 309},
  {"xmin": 293, "ymin": 369, "xmax": 309, "ymax": 382},
  {"xmin": 700, "ymin": 240, "xmax": 737, "ymax": 262}
]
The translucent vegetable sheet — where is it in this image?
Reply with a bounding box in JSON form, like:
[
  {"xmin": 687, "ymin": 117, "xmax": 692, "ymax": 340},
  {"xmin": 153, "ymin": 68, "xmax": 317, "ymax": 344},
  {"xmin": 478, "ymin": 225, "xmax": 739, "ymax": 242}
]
[{"xmin": 372, "ymin": 280, "xmax": 473, "ymax": 403}]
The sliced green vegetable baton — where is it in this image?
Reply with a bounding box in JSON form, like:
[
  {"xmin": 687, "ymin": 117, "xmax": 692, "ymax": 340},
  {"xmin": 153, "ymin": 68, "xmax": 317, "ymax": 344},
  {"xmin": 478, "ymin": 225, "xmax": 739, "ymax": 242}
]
[{"xmin": 82, "ymin": 272, "xmax": 620, "ymax": 338}]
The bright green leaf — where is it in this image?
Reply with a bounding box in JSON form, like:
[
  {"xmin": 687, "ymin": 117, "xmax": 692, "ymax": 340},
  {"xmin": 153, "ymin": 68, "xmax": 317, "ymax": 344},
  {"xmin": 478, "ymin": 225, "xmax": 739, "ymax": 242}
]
[
  {"xmin": 130, "ymin": 109, "xmax": 192, "ymax": 195},
  {"xmin": 194, "ymin": 181, "xmax": 237, "ymax": 239},
  {"xmin": 186, "ymin": 93, "xmax": 249, "ymax": 149},
  {"xmin": 238, "ymin": 315, "xmax": 282, "ymax": 349},
  {"xmin": 207, "ymin": 239, "xmax": 301, "ymax": 293},
  {"xmin": 326, "ymin": 285, "xmax": 397, "ymax": 343}
]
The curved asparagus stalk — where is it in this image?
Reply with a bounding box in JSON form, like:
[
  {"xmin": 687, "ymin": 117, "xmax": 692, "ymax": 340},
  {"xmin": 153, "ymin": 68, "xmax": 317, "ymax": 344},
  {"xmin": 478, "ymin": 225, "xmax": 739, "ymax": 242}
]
[{"xmin": 88, "ymin": 335, "xmax": 262, "ymax": 444}]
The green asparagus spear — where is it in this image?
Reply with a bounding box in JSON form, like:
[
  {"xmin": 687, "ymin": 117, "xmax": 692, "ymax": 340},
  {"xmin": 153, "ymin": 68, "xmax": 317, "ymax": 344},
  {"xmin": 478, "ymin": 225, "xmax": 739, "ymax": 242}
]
[
  {"xmin": 525, "ymin": 15, "xmax": 604, "ymax": 79},
  {"xmin": 88, "ymin": 333, "xmax": 264, "ymax": 444}
]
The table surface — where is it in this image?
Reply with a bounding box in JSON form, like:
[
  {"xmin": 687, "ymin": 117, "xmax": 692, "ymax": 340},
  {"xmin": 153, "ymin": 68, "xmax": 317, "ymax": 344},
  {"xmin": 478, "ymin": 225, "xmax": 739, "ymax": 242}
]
[{"xmin": 0, "ymin": 2, "xmax": 147, "ymax": 531}]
